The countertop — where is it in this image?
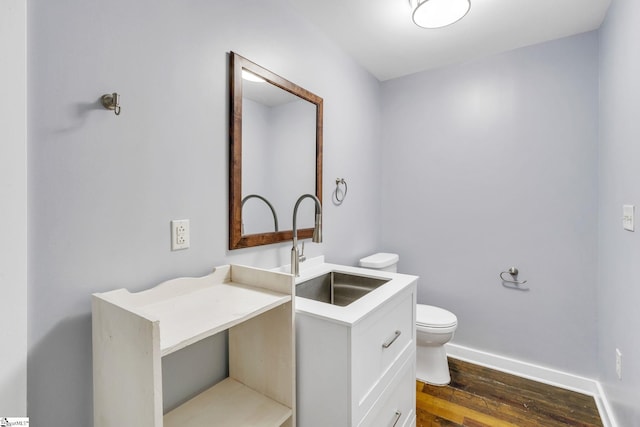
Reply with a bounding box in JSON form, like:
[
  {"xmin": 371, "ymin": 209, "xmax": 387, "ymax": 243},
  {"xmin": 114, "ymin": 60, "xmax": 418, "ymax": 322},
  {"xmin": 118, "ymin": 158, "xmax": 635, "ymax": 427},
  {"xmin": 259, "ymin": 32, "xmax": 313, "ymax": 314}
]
[{"xmin": 275, "ymin": 257, "xmax": 418, "ymax": 326}]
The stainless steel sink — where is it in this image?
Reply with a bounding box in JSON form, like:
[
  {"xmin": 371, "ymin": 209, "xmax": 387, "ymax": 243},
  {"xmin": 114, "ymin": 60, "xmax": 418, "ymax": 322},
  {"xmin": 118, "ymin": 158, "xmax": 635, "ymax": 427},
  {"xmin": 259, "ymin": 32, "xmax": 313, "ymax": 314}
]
[{"xmin": 296, "ymin": 271, "xmax": 390, "ymax": 306}]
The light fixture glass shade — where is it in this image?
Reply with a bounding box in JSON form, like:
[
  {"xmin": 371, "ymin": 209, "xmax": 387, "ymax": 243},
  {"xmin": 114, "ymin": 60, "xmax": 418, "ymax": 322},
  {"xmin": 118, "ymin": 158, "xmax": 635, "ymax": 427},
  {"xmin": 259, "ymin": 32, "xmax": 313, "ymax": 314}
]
[{"xmin": 410, "ymin": 0, "xmax": 470, "ymax": 29}]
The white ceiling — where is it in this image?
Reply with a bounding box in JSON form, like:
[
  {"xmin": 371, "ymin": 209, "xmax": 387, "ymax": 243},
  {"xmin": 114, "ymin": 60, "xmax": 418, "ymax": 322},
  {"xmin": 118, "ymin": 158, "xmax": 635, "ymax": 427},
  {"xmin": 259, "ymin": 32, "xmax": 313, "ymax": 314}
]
[{"xmin": 287, "ymin": 0, "xmax": 612, "ymax": 81}]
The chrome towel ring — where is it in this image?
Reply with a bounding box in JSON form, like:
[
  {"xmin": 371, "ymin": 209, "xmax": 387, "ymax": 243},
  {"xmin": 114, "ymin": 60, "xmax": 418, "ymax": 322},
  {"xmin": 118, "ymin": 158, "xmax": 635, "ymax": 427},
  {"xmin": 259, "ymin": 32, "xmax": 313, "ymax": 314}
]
[{"xmin": 333, "ymin": 178, "xmax": 348, "ymax": 204}]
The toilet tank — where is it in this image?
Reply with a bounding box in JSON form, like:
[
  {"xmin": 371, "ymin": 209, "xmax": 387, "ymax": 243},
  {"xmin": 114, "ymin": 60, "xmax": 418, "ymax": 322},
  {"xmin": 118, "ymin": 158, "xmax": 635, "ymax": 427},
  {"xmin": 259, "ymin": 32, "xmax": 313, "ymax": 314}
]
[{"xmin": 359, "ymin": 253, "xmax": 399, "ymax": 272}]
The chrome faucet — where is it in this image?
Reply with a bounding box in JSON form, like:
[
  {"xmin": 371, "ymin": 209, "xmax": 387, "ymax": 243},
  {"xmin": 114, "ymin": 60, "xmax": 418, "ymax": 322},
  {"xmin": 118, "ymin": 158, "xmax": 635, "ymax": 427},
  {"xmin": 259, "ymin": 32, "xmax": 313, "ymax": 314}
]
[{"xmin": 291, "ymin": 194, "xmax": 322, "ymax": 276}]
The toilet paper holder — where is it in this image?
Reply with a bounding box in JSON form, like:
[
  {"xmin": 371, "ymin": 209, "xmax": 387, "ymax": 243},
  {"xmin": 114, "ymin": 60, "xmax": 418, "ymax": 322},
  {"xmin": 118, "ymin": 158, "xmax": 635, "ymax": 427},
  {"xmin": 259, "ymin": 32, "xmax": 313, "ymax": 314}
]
[{"xmin": 500, "ymin": 267, "xmax": 529, "ymax": 291}]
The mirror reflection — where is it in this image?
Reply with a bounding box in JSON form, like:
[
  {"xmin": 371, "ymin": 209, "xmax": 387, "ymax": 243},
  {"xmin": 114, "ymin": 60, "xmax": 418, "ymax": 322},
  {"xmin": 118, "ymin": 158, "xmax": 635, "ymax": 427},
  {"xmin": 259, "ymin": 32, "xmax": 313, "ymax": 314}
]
[
  {"xmin": 241, "ymin": 82, "xmax": 316, "ymax": 235},
  {"xmin": 229, "ymin": 52, "xmax": 323, "ymax": 249}
]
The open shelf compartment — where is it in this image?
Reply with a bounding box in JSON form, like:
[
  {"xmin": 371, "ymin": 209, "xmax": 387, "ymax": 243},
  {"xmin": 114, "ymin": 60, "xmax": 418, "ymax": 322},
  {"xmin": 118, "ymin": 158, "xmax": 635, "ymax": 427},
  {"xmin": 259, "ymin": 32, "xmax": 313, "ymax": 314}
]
[
  {"xmin": 164, "ymin": 377, "xmax": 292, "ymax": 427},
  {"xmin": 93, "ymin": 264, "xmax": 296, "ymax": 427}
]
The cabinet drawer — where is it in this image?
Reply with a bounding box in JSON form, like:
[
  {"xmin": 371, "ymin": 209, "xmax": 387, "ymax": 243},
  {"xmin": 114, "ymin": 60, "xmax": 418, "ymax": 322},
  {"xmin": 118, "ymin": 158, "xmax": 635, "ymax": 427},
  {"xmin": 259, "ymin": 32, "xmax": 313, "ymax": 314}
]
[
  {"xmin": 358, "ymin": 354, "xmax": 416, "ymax": 427},
  {"xmin": 352, "ymin": 289, "xmax": 415, "ymax": 411}
]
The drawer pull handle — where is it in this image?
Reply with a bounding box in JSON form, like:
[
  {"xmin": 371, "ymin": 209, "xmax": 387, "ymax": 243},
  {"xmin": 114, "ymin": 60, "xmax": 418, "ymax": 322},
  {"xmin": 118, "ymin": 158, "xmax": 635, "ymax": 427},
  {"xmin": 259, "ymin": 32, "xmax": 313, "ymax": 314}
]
[
  {"xmin": 382, "ymin": 330, "xmax": 401, "ymax": 348},
  {"xmin": 391, "ymin": 410, "xmax": 402, "ymax": 427}
]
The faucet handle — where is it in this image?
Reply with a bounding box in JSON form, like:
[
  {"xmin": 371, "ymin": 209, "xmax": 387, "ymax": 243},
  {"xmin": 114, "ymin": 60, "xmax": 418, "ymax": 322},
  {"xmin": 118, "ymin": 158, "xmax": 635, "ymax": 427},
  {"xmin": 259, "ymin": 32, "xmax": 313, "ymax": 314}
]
[{"xmin": 299, "ymin": 241, "xmax": 306, "ymax": 263}]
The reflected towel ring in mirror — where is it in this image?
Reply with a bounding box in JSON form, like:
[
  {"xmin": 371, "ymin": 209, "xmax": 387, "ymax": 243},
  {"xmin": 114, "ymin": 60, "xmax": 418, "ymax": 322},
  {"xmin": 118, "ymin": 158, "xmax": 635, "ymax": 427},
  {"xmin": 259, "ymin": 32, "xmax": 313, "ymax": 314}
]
[{"xmin": 334, "ymin": 178, "xmax": 348, "ymax": 204}]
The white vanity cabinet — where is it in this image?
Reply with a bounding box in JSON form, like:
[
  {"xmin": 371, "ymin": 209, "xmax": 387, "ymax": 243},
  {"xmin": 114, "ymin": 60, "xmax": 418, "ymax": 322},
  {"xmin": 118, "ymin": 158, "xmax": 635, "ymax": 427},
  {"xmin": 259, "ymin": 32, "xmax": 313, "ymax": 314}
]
[
  {"xmin": 92, "ymin": 264, "xmax": 296, "ymax": 427},
  {"xmin": 295, "ymin": 271, "xmax": 417, "ymax": 427}
]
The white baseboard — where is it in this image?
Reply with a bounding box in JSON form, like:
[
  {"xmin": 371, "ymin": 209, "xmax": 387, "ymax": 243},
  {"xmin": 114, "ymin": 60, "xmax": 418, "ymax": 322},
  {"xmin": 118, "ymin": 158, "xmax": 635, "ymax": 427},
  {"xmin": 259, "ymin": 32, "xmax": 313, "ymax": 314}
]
[
  {"xmin": 594, "ymin": 381, "xmax": 619, "ymax": 427},
  {"xmin": 445, "ymin": 343, "xmax": 618, "ymax": 427}
]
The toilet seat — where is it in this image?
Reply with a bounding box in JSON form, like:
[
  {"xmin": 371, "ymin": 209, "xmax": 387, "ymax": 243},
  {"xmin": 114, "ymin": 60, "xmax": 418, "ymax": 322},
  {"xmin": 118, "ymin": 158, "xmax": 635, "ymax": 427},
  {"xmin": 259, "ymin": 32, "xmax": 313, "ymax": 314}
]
[{"xmin": 416, "ymin": 304, "xmax": 457, "ymax": 328}]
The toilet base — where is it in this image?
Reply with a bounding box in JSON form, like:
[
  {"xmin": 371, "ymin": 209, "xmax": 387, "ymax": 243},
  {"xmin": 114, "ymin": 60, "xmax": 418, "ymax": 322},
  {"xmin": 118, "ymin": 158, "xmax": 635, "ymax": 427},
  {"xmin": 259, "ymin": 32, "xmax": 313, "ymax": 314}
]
[{"xmin": 416, "ymin": 344, "xmax": 451, "ymax": 386}]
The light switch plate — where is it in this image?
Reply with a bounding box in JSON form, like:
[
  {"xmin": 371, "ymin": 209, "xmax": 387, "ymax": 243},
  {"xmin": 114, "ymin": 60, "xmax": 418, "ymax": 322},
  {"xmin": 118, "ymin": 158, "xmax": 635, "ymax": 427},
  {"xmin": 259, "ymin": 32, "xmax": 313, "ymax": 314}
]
[{"xmin": 623, "ymin": 205, "xmax": 634, "ymax": 231}]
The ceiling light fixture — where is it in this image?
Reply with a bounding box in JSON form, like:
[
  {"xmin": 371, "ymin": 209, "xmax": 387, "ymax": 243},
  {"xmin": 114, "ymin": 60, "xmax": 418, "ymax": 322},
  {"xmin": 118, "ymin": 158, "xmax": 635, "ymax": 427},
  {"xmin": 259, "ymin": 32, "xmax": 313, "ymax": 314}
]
[{"xmin": 409, "ymin": 0, "xmax": 470, "ymax": 29}]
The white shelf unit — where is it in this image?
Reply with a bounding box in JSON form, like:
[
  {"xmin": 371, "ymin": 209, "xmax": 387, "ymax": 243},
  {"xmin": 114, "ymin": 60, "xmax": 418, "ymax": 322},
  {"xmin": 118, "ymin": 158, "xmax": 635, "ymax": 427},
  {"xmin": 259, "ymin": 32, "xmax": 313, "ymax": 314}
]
[{"xmin": 92, "ymin": 264, "xmax": 295, "ymax": 427}]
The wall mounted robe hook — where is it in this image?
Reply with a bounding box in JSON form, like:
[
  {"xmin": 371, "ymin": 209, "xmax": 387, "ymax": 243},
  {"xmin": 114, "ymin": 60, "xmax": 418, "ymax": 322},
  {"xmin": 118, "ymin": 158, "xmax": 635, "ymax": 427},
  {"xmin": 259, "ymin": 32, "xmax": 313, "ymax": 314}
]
[
  {"xmin": 101, "ymin": 92, "xmax": 121, "ymax": 115},
  {"xmin": 500, "ymin": 267, "xmax": 529, "ymax": 291}
]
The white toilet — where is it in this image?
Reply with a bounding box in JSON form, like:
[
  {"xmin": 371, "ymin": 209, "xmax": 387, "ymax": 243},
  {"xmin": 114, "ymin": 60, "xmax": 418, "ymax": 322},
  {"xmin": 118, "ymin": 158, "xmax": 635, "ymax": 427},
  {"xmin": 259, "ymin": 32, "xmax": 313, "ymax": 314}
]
[
  {"xmin": 359, "ymin": 253, "xmax": 458, "ymax": 386},
  {"xmin": 415, "ymin": 304, "xmax": 457, "ymax": 385}
]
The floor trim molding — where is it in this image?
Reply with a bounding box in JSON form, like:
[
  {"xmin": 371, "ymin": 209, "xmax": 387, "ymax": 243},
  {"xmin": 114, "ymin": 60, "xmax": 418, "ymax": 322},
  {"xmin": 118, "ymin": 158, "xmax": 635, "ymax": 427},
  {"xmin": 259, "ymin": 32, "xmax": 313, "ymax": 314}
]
[{"xmin": 445, "ymin": 343, "xmax": 618, "ymax": 427}]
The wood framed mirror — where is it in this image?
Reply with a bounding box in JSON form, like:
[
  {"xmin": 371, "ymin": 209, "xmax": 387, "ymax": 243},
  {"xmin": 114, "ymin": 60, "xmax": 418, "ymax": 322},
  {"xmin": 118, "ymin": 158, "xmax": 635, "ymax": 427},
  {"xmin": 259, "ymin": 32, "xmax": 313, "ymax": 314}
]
[{"xmin": 229, "ymin": 52, "xmax": 323, "ymax": 249}]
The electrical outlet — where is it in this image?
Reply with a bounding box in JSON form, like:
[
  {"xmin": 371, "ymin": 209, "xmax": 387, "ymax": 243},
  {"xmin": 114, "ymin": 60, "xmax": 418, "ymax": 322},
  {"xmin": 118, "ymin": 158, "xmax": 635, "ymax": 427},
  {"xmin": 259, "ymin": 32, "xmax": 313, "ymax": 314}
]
[
  {"xmin": 616, "ymin": 348, "xmax": 622, "ymax": 380},
  {"xmin": 171, "ymin": 219, "xmax": 190, "ymax": 250}
]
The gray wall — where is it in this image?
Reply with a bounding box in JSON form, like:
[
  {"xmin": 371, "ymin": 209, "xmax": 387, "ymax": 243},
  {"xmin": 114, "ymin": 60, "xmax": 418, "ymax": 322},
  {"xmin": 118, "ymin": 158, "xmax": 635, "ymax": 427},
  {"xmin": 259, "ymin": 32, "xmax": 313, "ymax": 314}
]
[
  {"xmin": 380, "ymin": 32, "xmax": 599, "ymax": 377},
  {"xmin": 27, "ymin": 0, "xmax": 381, "ymax": 424},
  {"xmin": 28, "ymin": 0, "xmax": 640, "ymax": 423},
  {"xmin": 598, "ymin": 0, "xmax": 640, "ymax": 423},
  {"xmin": 0, "ymin": 0, "xmax": 27, "ymax": 416}
]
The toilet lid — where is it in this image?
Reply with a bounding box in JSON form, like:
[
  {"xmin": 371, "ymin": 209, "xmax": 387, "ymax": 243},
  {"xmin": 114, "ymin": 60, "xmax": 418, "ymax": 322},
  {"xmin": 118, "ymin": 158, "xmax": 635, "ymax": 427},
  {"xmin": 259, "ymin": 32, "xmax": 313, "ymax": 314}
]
[{"xmin": 416, "ymin": 304, "xmax": 457, "ymax": 328}]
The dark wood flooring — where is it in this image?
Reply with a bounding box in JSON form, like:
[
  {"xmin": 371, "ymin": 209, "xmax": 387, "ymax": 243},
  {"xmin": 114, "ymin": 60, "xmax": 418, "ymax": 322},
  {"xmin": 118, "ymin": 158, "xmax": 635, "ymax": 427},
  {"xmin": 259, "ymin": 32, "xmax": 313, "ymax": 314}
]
[{"xmin": 416, "ymin": 358, "xmax": 603, "ymax": 427}]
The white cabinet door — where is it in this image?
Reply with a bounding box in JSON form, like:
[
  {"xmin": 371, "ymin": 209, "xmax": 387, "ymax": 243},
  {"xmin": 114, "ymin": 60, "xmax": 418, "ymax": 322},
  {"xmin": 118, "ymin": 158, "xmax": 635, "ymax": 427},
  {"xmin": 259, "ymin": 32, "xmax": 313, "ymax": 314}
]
[
  {"xmin": 358, "ymin": 354, "xmax": 416, "ymax": 427},
  {"xmin": 352, "ymin": 289, "xmax": 415, "ymax": 420}
]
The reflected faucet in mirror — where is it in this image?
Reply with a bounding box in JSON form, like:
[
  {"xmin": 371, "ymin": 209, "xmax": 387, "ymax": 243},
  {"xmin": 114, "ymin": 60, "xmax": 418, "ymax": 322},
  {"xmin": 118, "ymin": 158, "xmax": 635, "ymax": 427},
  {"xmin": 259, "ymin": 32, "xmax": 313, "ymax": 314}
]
[
  {"xmin": 241, "ymin": 194, "xmax": 279, "ymax": 234},
  {"xmin": 291, "ymin": 194, "xmax": 322, "ymax": 276}
]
